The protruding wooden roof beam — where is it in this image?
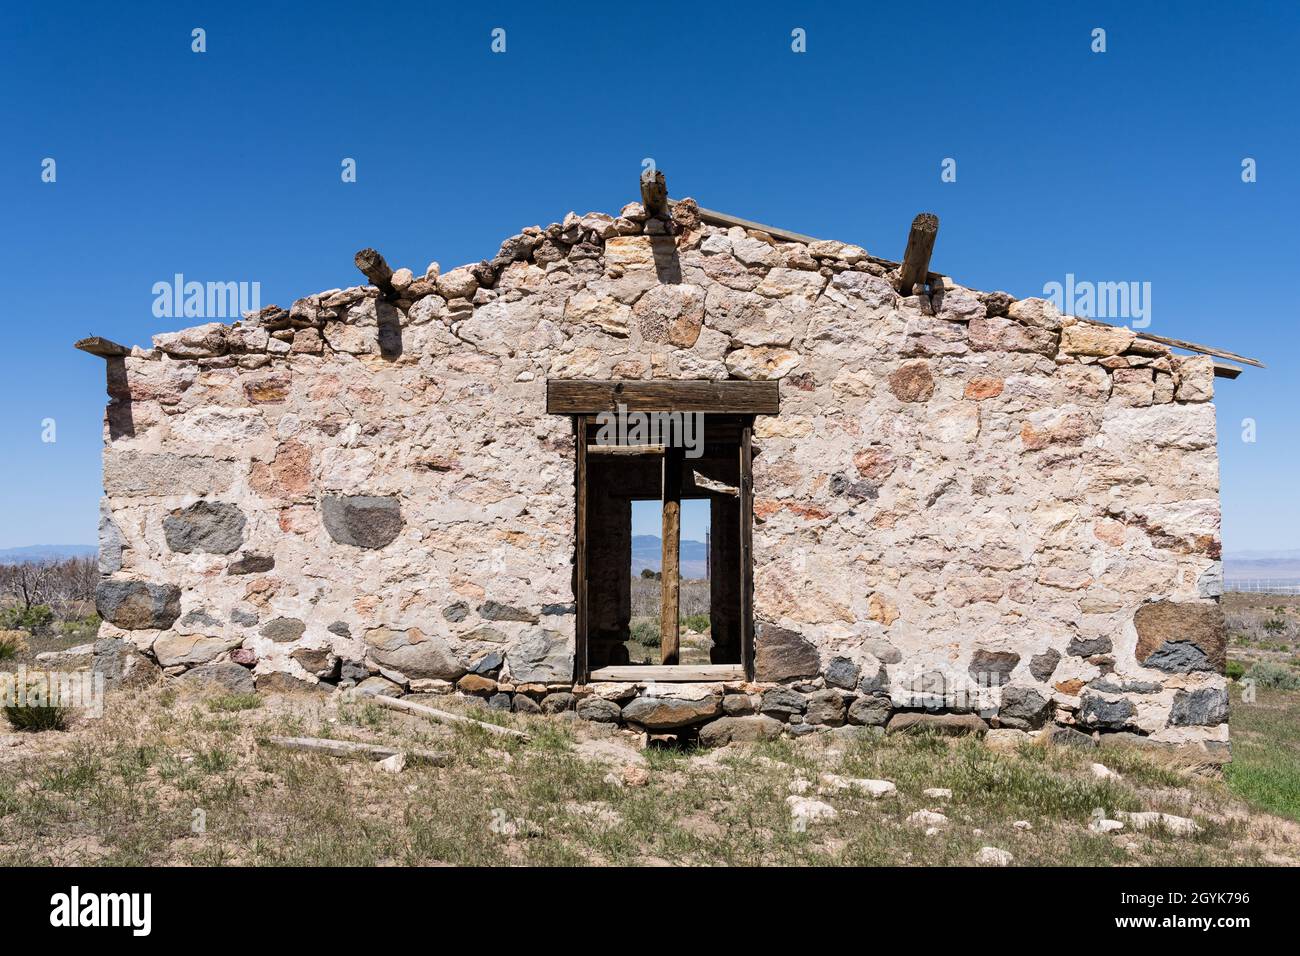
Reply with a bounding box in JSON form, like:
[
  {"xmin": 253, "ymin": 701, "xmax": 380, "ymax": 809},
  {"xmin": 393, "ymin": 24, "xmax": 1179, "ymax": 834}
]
[
  {"xmin": 75, "ymin": 336, "xmax": 131, "ymax": 358},
  {"xmin": 897, "ymin": 213, "xmax": 940, "ymax": 296},
  {"xmin": 640, "ymin": 169, "xmax": 669, "ymax": 217},
  {"xmin": 354, "ymin": 248, "xmax": 397, "ymax": 300}
]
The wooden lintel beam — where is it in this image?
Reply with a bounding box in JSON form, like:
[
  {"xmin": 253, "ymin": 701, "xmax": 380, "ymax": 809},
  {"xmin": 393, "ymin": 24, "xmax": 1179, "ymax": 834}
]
[
  {"xmin": 1213, "ymin": 361, "xmax": 1243, "ymax": 379},
  {"xmin": 640, "ymin": 169, "xmax": 669, "ymax": 217},
  {"xmin": 354, "ymin": 248, "xmax": 397, "ymax": 300},
  {"xmin": 547, "ymin": 379, "xmax": 779, "ymax": 415},
  {"xmin": 74, "ymin": 336, "xmax": 130, "ymax": 358},
  {"xmin": 897, "ymin": 212, "xmax": 939, "ymax": 296}
]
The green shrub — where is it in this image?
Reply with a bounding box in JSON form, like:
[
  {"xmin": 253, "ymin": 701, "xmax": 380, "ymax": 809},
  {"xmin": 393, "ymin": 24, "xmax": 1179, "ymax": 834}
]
[
  {"xmin": 1263, "ymin": 618, "xmax": 1287, "ymax": 635},
  {"xmin": 629, "ymin": 619, "xmax": 660, "ymax": 648},
  {"xmin": 0, "ymin": 630, "xmax": 29, "ymax": 661},
  {"xmin": 0, "ymin": 605, "xmax": 53, "ymax": 636},
  {"xmin": 1245, "ymin": 661, "xmax": 1300, "ymax": 691},
  {"xmin": 4, "ymin": 700, "xmax": 69, "ymax": 732},
  {"xmin": 680, "ymin": 613, "xmax": 710, "ymax": 632},
  {"xmin": 1225, "ymin": 660, "xmax": 1246, "ymax": 681}
]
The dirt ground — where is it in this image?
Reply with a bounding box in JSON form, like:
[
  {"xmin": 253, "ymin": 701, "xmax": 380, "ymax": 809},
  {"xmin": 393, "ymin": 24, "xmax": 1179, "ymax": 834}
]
[{"xmin": 1, "ymin": 680, "xmax": 1296, "ymax": 867}]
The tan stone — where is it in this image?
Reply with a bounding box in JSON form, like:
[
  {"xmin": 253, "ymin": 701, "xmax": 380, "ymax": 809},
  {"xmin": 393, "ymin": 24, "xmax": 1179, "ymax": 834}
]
[
  {"xmin": 1092, "ymin": 519, "xmax": 1127, "ymax": 546},
  {"xmin": 457, "ymin": 674, "xmax": 497, "ymax": 694},
  {"xmin": 604, "ymin": 236, "xmax": 656, "ymax": 271},
  {"xmin": 867, "ymin": 593, "xmax": 899, "ymax": 626},
  {"xmin": 725, "ymin": 347, "xmax": 801, "ymax": 380},
  {"xmin": 1060, "ymin": 323, "xmax": 1136, "ymax": 357}
]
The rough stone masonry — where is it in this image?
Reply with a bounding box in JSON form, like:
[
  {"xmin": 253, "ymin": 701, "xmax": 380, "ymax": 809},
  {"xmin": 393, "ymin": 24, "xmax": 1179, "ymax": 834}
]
[{"xmin": 83, "ymin": 194, "xmax": 1229, "ymax": 755}]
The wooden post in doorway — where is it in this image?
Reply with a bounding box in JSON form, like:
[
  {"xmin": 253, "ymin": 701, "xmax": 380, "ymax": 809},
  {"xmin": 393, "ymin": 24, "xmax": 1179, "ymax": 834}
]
[{"xmin": 660, "ymin": 446, "xmax": 682, "ymax": 664}]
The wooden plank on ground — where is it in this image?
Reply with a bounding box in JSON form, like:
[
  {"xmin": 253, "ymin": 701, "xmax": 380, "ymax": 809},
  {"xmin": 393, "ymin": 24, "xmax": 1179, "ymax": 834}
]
[
  {"xmin": 588, "ymin": 664, "xmax": 745, "ymax": 682},
  {"xmin": 547, "ymin": 380, "xmax": 779, "ymax": 415},
  {"xmin": 370, "ymin": 693, "xmax": 530, "ymax": 740},
  {"xmin": 264, "ymin": 736, "xmax": 449, "ymax": 765}
]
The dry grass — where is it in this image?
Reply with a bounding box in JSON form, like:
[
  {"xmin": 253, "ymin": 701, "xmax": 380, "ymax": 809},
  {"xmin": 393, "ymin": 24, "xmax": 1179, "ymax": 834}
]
[{"xmin": 1, "ymin": 684, "xmax": 1296, "ymax": 867}]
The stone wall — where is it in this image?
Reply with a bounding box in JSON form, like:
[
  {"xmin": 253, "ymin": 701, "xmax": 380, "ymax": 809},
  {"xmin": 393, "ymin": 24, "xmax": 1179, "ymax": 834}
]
[{"xmin": 89, "ymin": 196, "xmax": 1228, "ymax": 751}]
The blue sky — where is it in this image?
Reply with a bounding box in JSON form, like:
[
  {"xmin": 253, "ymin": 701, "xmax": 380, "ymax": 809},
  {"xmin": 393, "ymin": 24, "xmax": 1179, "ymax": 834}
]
[{"xmin": 1, "ymin": 0, "xmax": 1296, "ymax": 552}]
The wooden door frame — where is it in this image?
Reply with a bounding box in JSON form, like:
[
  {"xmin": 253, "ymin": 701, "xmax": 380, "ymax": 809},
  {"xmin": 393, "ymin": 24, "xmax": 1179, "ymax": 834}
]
[{"xmin": 569, "ymin": 406, "xmax": 758, "ymax": 684}]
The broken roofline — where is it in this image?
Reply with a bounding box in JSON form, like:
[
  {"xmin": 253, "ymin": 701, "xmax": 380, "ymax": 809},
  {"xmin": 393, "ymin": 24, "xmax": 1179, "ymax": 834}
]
[
  {"xmin": 75, "ymin": 168, "xmax": 1263, "ymax": 375},
  {"xmin": 673, "ymin": 200, "xmax": 1263, "ymax": 376}
]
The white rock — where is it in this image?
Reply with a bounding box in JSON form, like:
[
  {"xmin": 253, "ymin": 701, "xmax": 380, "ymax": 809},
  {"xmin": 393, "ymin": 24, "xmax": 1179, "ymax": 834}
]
[
  {"xmin": 906, "ymin": 809, "xmax": 949, "ymax": 828},
  {"xmin": 787, "ymin": 796, "xmax": 838, "ymax": 824},
  {"xmin": 700, "ymin": 235, "xmax": 732, "ymax": 256},
  {"xmin": 1090, "ymin": 762, "xmax": 1121, "ymax": 780},
  {"xmin": 1117, "ymin": 811, "xmax": 1202, "ymax": 836},
  {"xmin": 1012, "ymin": 820, "xmax": 1032, "ymax": 831},
  {"xmin": 1089, "ymin": 818, "xmax": 1125, "ymax": 833},
  {"xmin": 922, "ymin": 787, "xmax": 953, "ymax": 800},
  {"xmin": 820, "ymin": 774, "xmax": 897, "ymax": 798},
  {"xmin": 377, "ymin": 753, "xmax": 406, "ymax": 774},
  {"xmin": 974, "ymin": 846, "xmax": 1014, "ymax": 867}
]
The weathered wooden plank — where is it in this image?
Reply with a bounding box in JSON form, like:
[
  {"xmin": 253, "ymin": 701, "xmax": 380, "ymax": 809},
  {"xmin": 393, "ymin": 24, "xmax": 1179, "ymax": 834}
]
[
  {"xmin": 672, "ymin": 202, "xmax": 949, "ymax": 281},
  {"xmin": 264, "ymin": 736, "xmax": 449, "ymax": 765},
  {"xmin": 371, "ymin": 694, "xmax": 530, "ymax": 740},
  {"xmin": 897, "ymin": 213, "xmax": 940, "ymax": 295},
  {"xmin": 1213, "ymin": 361, "xmax": 1243, "ymax": 379},
  {"xmin": 547, "ymin": 380, "xmax": 779, "ymax": 414},
  {"xmin": 660, "ymin": 447, "xmax": 682, "ymax": 665},
  {"xmin": 74, "ymin": 336, "xmax": 131, "ymax": 358},
  {"xmin": 575, "ymin": 415, "xmax": 589, "ymax": 684},
  {"xmin": 739, "ymin": 422, "xmax": 755, "ymax": 678},
  {"xmin": 679, "ymin": 201, "xmax": 821, "ymax": 245},
  {"xmin": 588, "ymin": 664, "xmax": 745, "ymax": 682},
  {"xmin": 587, "ymin": 444, "xmax": 665, "ymax": 456},
  {"xmin": 1136, "ymin": 332, "xmax": 1264, "ymax": 369}
]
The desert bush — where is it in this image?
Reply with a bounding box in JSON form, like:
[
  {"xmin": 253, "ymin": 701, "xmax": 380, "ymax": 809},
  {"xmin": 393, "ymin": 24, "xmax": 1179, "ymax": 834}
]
[
  {"xmin": 629, "ymin": 618, "xmax": 660, "ymax": 649},
  {"xmin": 0, "ymin": 630, "xmax": 29, "ymax": 661},
  {"xmin": 1225, "ymin": 660, "xmax": 1246, "ymax": 681},
  {"xmin": 681, "ymin": 613, "xmax": 710, "ymax": 632},
  {"xmin": 1245, "ymin": 660, "xmax": 1300, "ymax": 691},
  {"xmin": 0, "ymin": 604, "xmax": 53, "ymax": 636},
  {"xmin": 4, "ymin": 703, "xmax": 69, "ymax": 732}
]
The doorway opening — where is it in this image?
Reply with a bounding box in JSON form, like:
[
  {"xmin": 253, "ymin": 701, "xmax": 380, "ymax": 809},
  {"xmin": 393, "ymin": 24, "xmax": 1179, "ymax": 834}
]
[
  {"xmin": 548, "ymin": 379, "xmax": 776, "ymax": 683},
  {"xmin": 577, "ymin": 414, "xmax": 753, "ymax": 682}
]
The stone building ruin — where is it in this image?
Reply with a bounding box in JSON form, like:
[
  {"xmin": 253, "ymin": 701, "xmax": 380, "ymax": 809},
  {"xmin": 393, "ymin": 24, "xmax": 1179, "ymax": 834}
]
[{"xmin": 78, "ymin": 172, "xmax": 1258, "ymax": 754}]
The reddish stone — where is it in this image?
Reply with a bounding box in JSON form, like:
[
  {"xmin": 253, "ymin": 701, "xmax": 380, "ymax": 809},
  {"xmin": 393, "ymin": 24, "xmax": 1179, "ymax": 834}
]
[
  {"xmin": 887, "ymin": 361, "xmax": 935, "ymax": 402},
  {"xmin": 250, "ymin": 441, "xmax": 312, "ymax": 499},
  {"xmin": 853, "ymin": 447, "xmax": 898, "ymax": 480},
  {"xmin": 964, "ymin": 376, "xmax": 1005, "ymax": 400}
]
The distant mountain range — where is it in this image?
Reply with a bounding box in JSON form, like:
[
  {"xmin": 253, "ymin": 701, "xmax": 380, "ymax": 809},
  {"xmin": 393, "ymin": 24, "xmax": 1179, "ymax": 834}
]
[
  {"xmin": 1223, "ymin": 549, "xmax": 1300, "ymax": 583},
  {"xmin": 632, "ymin": 534, "xmax": 709, "ymax": 579},
  {"xmin": 0, "ymin": 545, "xmax": 97, "ymax": 565}
]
